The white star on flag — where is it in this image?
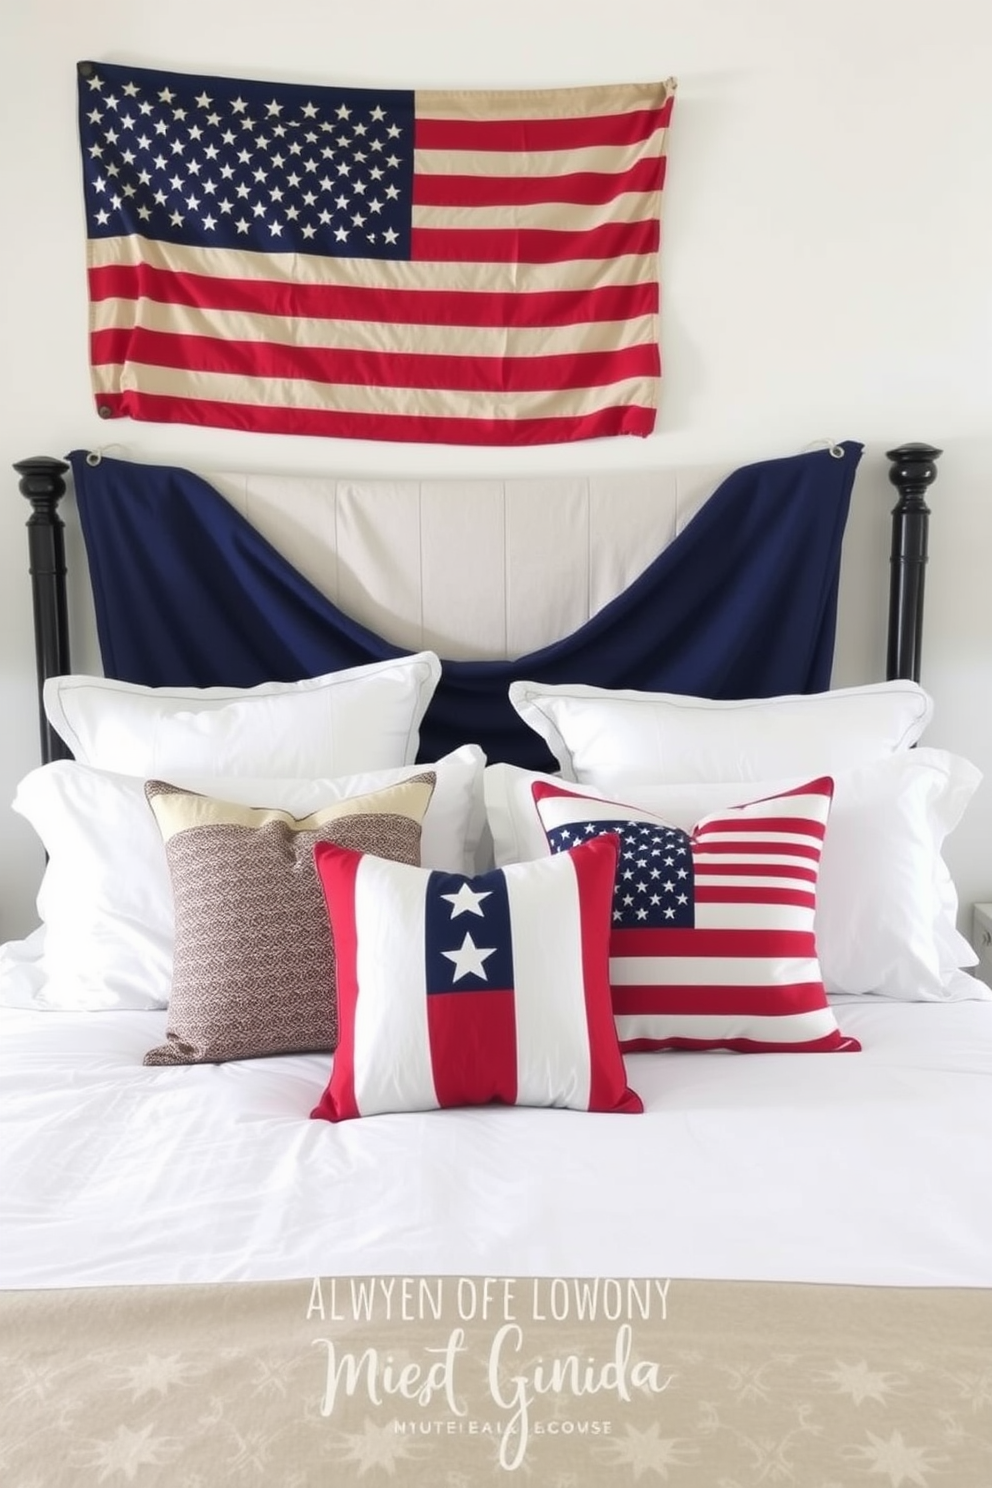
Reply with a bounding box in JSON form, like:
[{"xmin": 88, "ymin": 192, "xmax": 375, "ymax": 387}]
[
  {"xmin": 440, "ymin": 883, "xmax": 492, "ymax": 918},
  {"xmin": 442, "ymin": 933, "xmax": 496, "ymax": 982}
]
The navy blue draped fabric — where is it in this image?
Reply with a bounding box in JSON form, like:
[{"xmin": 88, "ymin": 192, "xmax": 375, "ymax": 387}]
[{"xmin": 68, "ymin": 444, "xmax": 861, "ymax": 770}]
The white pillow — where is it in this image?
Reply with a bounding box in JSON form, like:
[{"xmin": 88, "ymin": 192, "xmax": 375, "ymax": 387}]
[
  {"xmin": 508, "ymin": 679, "xmax": 933, "ymax": 789},
  {"xmin": 10, "ymin": 747, "xmax": 486, "ymax": 1011},
  {"xmin": 0, "ymin": 927, "xmax": 48, "ymax": 1008},
  {"xmin": 44, "ymin": 653, "xmax": 442, "ymax": 776},
  {"xmin": 484, "ymin": 749, "xmax": 985, "ymax": 1003}
]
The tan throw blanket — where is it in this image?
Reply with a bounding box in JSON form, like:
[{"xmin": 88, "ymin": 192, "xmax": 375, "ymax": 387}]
[{"xmin": 3, "ymin": 1276, "xmax": 991, "ymax": 1484}]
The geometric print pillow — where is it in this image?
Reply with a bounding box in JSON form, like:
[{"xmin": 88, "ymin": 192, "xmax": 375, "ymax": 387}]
[
  {"xmin": 532, "ymin": 777, "xmax": 860, "ymax": 1054},
  {"xmin": 142, "ymin": 774, "xmax": 434, "ymax": 1066}
]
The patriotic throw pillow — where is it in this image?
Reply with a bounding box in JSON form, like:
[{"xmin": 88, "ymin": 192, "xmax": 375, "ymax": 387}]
[
  {"xmin": 532, "ymin": 779, "xmax": 860, "ymax": 1054},
  {"xmin": 311, "ymin": 834, "xmax": 643, "ymax": 1121}
]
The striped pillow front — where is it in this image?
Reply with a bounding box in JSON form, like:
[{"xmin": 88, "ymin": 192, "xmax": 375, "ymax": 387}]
[{"xmin": 532, "ymin": 778, "xmax": 859, "ymax": 1054}]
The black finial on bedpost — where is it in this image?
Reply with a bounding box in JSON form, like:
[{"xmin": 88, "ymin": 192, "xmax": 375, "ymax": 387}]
[
  {"xmin": 885, "ymin": 442, "xmax": 942, "ymax": 685},
  {"xmin": 15, "ymin": 456, "xmax": 73, "ymax": 765}
]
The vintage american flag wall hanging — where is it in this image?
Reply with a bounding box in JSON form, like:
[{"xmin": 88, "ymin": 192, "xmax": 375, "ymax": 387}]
[{"xmin": 75, "ymin": 60, "xmax": 676, "ymax": 445}]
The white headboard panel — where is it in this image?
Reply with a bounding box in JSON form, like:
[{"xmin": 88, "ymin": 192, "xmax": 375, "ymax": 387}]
[{"xmin": 209, "ymin": 464, "xmax": 729, "ymax": 660}]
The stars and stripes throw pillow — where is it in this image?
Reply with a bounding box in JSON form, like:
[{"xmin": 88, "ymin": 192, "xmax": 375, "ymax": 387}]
[
  {"xmin": 531, "ymin": 778, "xmax": 860, "ymax": 1054},
  {"xmin": 311, "ymin": 833, "xmax": 642, "ymax": 1121}
]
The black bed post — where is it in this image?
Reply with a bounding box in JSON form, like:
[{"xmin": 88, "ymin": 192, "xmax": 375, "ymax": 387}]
[
  {"xmin": 15, "ymin": 456, "xmax": 72, "ymax": 765},
  {"xmin": 885, "ymin": 442, "xmax": 942, "ymax": 684}
]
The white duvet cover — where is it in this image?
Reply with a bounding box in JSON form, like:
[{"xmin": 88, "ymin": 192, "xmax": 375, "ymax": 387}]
[{"xmin": 3, "ymin": 995, "xmax": 991, "ymax": 1291}]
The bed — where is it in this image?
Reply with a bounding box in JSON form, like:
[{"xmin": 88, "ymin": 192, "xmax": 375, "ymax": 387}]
[{"xmin": 4, "ymin": 439, "xmax": 992, "ymax": 1486}]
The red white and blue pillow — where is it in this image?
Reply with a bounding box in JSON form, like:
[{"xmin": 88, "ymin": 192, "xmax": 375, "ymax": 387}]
[
  {"xmin": 311, "ymin": 833, "xmax": 643, "ymax": 1121},
  {"xmin": 531, "ymin": 777, "xmax": 860, "ymax": 1054}
]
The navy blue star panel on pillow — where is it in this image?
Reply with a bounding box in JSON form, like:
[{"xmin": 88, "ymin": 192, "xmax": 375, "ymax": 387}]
[{"xmin": 544, "ymin": 815, "xmax": 695, "ymax": 929}]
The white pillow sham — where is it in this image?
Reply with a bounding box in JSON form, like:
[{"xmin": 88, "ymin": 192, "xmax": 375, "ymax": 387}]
[
  {"xmin": 44, "ymin": 653, "xmax": 442, "ymax": 777},
  {"xmin": 9, "ymin": 746, "xmax": 486, "ymax": 1012},
  {"xmin": 508, "ymin": 679, "xmax": 933, "ymax": 789},
  {"xmin": 484, "ymin": 749, "xmax": 984, "ymax": 1003},
  {"xmin": 0, "ymin": 927, "xmax": 48, "ymax": 1008}
]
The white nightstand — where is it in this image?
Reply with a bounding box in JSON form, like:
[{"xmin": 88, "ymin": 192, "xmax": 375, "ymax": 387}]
[{"xmin": 972, "ymin": 903, "xmax": 992, "ymax": 989}]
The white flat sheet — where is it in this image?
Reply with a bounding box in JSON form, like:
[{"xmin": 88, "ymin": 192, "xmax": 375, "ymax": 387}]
[{"xmin": 3, "ymin": 997, "xmax": 991, "ymax": 1291}]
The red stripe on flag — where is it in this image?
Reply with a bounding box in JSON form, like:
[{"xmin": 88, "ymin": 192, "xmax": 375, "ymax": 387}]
[
  {"xmin": 611, "ymin": 928, "xmax": 819, "ymax": 958},
  {"xmin": 612, "ymin": 983, "xmax": 828, "ymax": 1017},
  {"xmin": 411, "ymin": 219, "xmax": 660, "ymax": 264},
  {"xmin": 413, "ymin": 156, "xmax": 666, "ymax": 208},
  {"xmin": 574, "ymin": 835, "xmax": 642, "ymax": 1115},
  {"xmin": 772, "ymin": 777, "xmax": 834, "ymax": 803},
  {"xmin": 91, "ymin": 390, "xmax": 657, "ymax": 444},
  {"xmin": 619, "ymin": 1031, "xmax": 861, "ymax": 1054},
  {"xmin": 426, "ymin": 990, "xmax": 517, "ymax": 1108},
  {"xmin": 310, "ymin": 846, "xmax": 361, "ymax": 1123},
  {"xmin": 88, "ymin": 263, "xmax": 659, "ymax": 328},
  {"xmin": 695, "ymin": 814, "xmax": 827, "ymax": 840},
  {"xmin": 91, "ymin": 326, "xmax": 659, "ymax": 393},
  {"xmin": 414, "ymin": 100, "xmax": 674, "ymax": 153}
]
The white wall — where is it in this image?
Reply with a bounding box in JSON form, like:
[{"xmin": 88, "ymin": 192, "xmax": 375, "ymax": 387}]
[{"xmin": 2, "ymin": 0, "xmax": 991, "ymax": 941}]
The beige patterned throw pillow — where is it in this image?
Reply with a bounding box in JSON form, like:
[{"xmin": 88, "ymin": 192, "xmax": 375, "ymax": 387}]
[{"xmin": 143, "ymin": 773, "xmax": 434, "ymax": 1066}]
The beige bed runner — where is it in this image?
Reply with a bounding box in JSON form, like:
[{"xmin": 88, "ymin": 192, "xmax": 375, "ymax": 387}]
[{"xmin": 3, "ymin": 1277, "xmax": 991, "ymax": 1485}]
